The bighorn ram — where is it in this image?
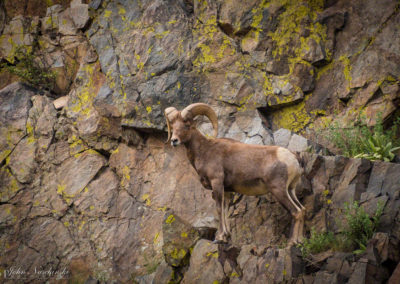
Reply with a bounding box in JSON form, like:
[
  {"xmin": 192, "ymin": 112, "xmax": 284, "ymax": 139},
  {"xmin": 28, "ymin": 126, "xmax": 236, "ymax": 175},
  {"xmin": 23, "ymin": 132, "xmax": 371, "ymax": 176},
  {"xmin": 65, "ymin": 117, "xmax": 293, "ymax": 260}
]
[{"xmin": 165, "ymin": 103, "xmax": 305, "ymax": 244}]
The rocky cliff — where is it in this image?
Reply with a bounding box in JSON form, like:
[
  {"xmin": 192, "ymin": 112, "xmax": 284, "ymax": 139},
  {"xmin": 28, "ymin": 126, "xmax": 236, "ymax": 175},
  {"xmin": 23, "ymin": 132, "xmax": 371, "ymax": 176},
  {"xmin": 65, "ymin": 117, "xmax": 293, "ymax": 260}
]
[{"xmin": 0, "ymin": 0, "xmax": 399, "ymax": 283}]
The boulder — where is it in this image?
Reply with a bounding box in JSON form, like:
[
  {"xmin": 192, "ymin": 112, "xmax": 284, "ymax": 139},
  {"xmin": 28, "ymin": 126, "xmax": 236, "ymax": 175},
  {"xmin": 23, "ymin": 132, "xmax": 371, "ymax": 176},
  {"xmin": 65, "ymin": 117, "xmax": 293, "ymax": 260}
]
[
  {"xmin": 162, "ymin": 210, "xmax": 200, "ymax": 267},
  {"xmin": 0, "ymin": 83, "xmax": 36, "ymax": 163},
  {"xmin": 182, "ymin": 240, "xmax": 225, "ymax": 284},
  {"xmin": 56, "ymin": 150, "xmax": 106, "ymax": 205}
]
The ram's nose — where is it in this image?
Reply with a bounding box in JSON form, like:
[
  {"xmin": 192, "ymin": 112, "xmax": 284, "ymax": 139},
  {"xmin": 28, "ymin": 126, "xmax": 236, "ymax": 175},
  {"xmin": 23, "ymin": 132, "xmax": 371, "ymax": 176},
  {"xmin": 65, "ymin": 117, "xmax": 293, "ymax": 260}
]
[{"xmin": 171, "ymin": 139, "xmax": 179, "ymax": 147}]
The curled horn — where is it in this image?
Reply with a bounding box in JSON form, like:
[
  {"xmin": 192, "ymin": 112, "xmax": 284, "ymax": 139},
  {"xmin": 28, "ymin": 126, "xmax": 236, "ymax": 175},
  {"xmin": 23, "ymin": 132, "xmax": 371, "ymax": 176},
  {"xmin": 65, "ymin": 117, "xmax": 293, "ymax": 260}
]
[
  {"xmin": 164, "ymin": 107, "xmax": 179, "ymax": 143},
  {"xmin": 181, "ymin": 103, "xmax": 218, "ymax": 138}
]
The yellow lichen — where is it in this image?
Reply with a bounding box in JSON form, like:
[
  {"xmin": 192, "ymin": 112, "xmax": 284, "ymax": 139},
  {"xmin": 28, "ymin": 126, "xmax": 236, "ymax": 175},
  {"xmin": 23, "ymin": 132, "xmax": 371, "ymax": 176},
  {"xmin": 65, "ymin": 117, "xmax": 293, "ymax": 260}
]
[
  {"xmin": 339, "ymin": 55, "xmax": 352, "ymax": 84},
  {"xmin": 231, "ymin": 272, "xmax": 239, "ymax": 277},
  {"xmin": 121, "ymin": 165, "xmax": 131, "ymax": 186},
  {"xmin": 271, "ymin": 100, "xmax": 312, "ymax": 133},
  {"xmin": 57, "ymin": 183, "xmax": 66, "ymax": 195},
  {"xmin": 141, "ymin": 193, "xmax": 151, "ymax": 206},
  {"xmin": 118, "ymin": 7, "xmax": 126, "ymax": 15},
  {"xmin": 26, "ymin": 121, "xmax": 36, "ymax": 144},
  {"xmin": 206, "ymin": 251, "xmax": 219, "ymax": 258},
  {"xmin": 153, "ymin": 232, "xmax": 160, "ymax": 244},
  {"xmin": 104, "ymin": 10, "xmax": 112, "ymax": 18},
  {"xmin": 69, "ymin": 64, "xmax": 97, "ymax": 117},
  {"xmin": 170, "ymin": 248, "xmax": 187, "ymax": 259},
  {"xmin": 165, "ymin": 214, "xmax": 175, "ymax": 224}
]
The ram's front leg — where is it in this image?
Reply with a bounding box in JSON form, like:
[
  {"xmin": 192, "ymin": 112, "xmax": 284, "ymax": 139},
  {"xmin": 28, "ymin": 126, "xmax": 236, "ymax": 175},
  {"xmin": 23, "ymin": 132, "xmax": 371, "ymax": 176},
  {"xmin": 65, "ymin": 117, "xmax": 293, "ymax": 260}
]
[{"xmin": 211, "ymin": 179, "xmax": 229, "ymax": 243}]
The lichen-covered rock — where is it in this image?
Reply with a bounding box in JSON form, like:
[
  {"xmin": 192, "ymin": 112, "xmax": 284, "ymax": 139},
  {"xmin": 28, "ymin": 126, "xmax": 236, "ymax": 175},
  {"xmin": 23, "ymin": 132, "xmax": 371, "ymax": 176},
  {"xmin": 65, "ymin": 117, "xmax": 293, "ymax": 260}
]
[
  {"xmin": 56, "ymin": 150, "xmax": 105, "ymax": 205},
  {"xmin": 8, "ymin": 137, "xmax": 37, "ymax": 184},
  {"xmin": 0, "ymin": 82, "xmax": 35, "ymax": 163},
  {"xmin": 182, "ymin": 240, "xmax": 225, "ymax": 284},
  {"xmin": 233, "ymin": 246, "xmax": 303, "ymax": 283},
  {"xmin": 162, "ymin": 210, "xmax": 200, "ymax": 268}
]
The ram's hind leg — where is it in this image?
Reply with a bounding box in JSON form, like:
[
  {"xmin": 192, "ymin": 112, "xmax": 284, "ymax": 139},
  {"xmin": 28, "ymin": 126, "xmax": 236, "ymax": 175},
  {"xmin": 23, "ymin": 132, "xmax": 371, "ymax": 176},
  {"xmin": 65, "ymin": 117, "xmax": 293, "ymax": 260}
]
[
  {"xmin": 288, "ymin": 175, "xmax": 305, "ymax": 242},
  {"xmin": 268, "ymin": 182, "xmax": 302, "ymax": 246}
]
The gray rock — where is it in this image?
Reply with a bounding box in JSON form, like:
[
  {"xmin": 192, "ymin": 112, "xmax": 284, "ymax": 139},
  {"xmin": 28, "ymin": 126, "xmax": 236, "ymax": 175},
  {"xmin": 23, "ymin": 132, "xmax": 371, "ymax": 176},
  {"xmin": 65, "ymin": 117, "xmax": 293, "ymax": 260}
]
[
  {"xmin": 56, "ymin": 150, "xmax": 106, "ymax": 204},
  {"xmin": 314, "ymin": 271, "xmax": 339, "ymax": 284},
  {"xmin": 273, "ymin": 128, "xmax": 292, "ymax": 148},
  {"xmin": 8, "ymin": 137, "xmax": 37, "ymax": 184},
  {"xmin": 89, "ymin": 0, "xmax": 103, "ymax": 10},
  {"xmin": 0, "ymin": 83, "xmax": 35, "ymax": 163},
  {"xmin": 74, "ymin": 168, "xmax": 118, "ymax": 216},
  {"xmin": 348, "ymin": 260, "xmax": 368, "ymax": 284},
  {"xmin": 236, "ymin": 246, "xmax": 303, "ymax": 283},
  {"xmin": 389, "ymin": 262, "xmax": 400, "ymax": 284},
  {"xmin": 267, "ymin": 76, "xmax": 304, "ymax": 108},
  {"xmin": 182, "ymin": 240, "xmax": 225, "ymax": 284},
  {"xmin": 288, "ymin": 133, "xmax": 309, "ymax": 152},
  {"xmin": 162, "ymin": 210, "xmax": 200, "ymax": 267},
  {"xmin": 153, "ymin": 260, "xmax": 174, "ymax": 284},
  {"xmin": 70, "ymin": 0, "xmax": 89, "ymax": 29},
  {"xmin": 0, "ymin": 166, "xmax": 23, "ymax": 202}
]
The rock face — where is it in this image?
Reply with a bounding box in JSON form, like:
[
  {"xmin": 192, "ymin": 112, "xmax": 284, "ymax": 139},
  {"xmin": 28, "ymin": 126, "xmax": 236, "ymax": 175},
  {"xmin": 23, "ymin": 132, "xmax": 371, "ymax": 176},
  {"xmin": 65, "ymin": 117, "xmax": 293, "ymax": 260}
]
[{"xmin": 0, "ymin": 0, "xmax": 400, "ymax": 283}]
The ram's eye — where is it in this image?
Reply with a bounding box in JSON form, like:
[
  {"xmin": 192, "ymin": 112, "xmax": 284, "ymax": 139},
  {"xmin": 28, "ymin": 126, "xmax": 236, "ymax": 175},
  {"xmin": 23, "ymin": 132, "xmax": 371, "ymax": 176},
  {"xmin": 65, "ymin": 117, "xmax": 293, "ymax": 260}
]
[{"xmin": 184, "ymin": 124, "xmax": 190, "ymax": 130}]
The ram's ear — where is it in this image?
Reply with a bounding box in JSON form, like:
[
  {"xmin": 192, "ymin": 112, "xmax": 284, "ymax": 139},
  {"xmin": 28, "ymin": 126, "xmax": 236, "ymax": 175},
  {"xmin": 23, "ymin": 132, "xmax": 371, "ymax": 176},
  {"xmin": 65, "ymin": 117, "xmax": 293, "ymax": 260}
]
[{"xmin": 164, "ymin": 107, "xmax": 179, "ymax": 143}]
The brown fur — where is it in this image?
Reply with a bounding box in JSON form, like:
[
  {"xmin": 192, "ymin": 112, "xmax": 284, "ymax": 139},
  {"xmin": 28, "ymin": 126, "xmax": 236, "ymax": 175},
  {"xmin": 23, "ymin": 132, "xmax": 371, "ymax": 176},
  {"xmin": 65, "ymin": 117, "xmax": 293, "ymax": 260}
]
[{"xmin": 167, "ymin": 110, "xmax": 305, "ymax": 244}]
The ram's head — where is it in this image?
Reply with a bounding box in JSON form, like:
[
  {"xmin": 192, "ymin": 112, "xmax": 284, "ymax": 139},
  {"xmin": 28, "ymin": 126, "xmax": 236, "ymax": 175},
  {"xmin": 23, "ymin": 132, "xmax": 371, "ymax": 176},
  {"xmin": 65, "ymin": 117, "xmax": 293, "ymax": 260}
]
[{"xmin": 164, "ymin": 103, "xmax": 218, "ymax": 146}]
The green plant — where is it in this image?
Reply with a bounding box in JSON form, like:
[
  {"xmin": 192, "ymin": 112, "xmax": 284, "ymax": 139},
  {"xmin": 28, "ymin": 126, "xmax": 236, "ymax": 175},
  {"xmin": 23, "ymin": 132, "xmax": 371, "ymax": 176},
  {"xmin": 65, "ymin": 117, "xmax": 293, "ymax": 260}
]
[
  {"xmin": 1, "ymin": 46, "xmax": 57, "ymax": 91},
  {"xmin": 354, "ymin": 131, "xmax": 400, "ymax": 162},
  {"xmin": 341, "ymin": 201, "xmax": 384, "ymax": 254},
  {"xmin": 298, "ymin": 228, "xmax": 335, "ymax": 258},
  {"xmin": 325, "ymin": 115, "xmax": 400, "ymax": 162}
]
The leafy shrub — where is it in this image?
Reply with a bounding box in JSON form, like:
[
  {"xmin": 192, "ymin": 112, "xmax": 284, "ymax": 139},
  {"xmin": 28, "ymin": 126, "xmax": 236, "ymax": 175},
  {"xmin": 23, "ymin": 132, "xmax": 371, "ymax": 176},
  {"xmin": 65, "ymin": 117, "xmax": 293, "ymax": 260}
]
[
  {"xmin": 325, "ymin": 115, "xmax": 400, "ymax": 162},
  {"xmin": 1, "ymin": 47, "xmax": 57, "ymax": 91},
  {"xmin": 298, "ymin": 228, "xmax": 335, "ymax": 258},
  {"xmin": 341, "ymin": 201, "xmax": 384, "ymax": 254},
  {"xmin": 299, "ymin": 201, "xmax": 384, "ymax": 258}
]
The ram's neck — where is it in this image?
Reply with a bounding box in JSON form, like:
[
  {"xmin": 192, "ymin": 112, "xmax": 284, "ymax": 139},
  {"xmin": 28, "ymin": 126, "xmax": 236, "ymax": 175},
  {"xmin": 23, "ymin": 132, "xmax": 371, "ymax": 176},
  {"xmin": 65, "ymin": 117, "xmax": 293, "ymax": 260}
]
[{"xmin": 184, "ymin": 129, "xmax": 211, "ymax": 166}]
